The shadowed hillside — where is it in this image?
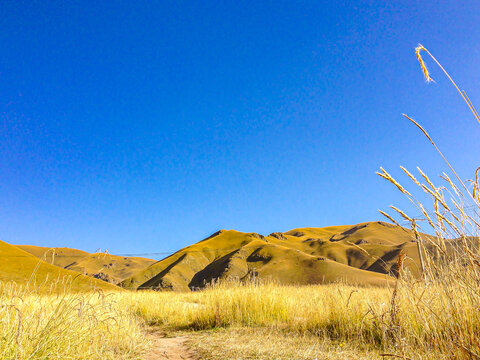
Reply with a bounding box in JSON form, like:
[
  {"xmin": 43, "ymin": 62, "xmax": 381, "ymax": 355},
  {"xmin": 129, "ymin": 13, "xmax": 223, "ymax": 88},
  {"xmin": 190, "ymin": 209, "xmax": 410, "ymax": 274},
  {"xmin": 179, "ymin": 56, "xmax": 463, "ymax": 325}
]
[
  {"xmin": 17, "ymin": 245, "xmax": 155, "ymax": 284},
  {"xmin": 121, "ymin": 221, "xmax": 422, "ymax": 291},
  {"xmin": 0, "ymin": 240, "xmax": 118, "ymax": 292}
]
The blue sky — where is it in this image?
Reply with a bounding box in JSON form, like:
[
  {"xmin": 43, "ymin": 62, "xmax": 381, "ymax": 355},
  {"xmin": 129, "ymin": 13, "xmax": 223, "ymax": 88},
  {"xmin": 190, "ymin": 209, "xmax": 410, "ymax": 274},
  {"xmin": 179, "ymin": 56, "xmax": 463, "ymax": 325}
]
[{"xmin": 1, "ymin": 1, "xmax": 479, "ymax": 256}]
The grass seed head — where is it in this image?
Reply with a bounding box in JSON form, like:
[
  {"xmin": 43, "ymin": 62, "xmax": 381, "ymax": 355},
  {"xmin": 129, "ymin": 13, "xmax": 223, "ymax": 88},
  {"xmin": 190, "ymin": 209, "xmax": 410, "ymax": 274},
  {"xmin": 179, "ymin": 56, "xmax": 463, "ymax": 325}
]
[{"xmin": 415, "ymin": 44, "xmax": 435, "ymax": 83}]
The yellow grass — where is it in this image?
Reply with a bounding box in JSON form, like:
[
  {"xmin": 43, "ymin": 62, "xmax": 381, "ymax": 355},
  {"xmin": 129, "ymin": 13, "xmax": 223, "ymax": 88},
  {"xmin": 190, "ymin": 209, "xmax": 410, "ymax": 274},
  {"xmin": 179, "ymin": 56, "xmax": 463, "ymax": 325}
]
[
  {"xmin": 377, "ymin": 44, "xmax": 480, "ymax": 359},
  {"xmin": 127, "ymin": 282, "xmax": 391, "ymax": 339},
  {"xmin": 0, "ymin": 282, "xmax": 148, "ymax": 360},
  {"xmin": 129, "ymin": 281, "xmax": 479, "ymax": 359},
  {"xmin": 187, "ymin": 328, "xmax": 382, "ymax": 360},
  {"xmin": 2, "ymin": 277, "xmax": 479, "ymax": 359}
]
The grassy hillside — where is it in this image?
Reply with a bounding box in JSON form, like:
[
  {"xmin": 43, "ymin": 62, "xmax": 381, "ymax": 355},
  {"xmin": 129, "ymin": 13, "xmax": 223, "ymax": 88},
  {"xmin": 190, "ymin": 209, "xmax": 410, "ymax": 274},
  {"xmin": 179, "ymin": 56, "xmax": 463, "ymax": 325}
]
[
  {"xmin": 0, "ymin": 240, "xmax": 118, "ymax": 292},
  {"xmin": 121, "ymin": 221, "xmax": 421, "ymax": 291},
  {"xmin": 17, "ymin": 245, "xmax": 156, "ymax": 284}
]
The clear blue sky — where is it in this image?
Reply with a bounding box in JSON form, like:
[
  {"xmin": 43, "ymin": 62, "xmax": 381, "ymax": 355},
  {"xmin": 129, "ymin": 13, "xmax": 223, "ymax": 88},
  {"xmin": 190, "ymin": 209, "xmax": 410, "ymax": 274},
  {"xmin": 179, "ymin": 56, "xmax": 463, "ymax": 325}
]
[{"xmin": 1, "ymin": 1, "xmax": 479, "ymax": 256}]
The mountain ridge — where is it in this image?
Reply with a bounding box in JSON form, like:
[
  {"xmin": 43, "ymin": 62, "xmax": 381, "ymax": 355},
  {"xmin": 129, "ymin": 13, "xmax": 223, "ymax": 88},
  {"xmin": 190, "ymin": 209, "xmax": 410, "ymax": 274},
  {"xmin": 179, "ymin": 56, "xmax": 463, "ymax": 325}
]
[{"xmin": 121, "ymin": 221, "xmax": 422, "ymax": 291}]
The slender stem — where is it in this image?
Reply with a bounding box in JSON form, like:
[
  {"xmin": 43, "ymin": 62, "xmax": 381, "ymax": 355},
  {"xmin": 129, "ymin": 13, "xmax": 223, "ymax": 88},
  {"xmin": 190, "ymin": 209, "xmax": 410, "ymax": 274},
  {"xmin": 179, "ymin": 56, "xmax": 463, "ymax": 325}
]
[
  {"xmin": 422, "ymin": 46, "xmax": 480, "ymax": 126},
  {"xmin": 403, "ymin": 114, "xmax": 477, "ymax": 207}
]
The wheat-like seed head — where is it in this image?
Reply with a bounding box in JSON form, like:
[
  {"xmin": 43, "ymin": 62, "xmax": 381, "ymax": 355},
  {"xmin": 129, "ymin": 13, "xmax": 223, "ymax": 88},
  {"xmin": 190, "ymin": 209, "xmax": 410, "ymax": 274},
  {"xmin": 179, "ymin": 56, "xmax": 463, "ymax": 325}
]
[
  {"xmin": 378, "ymin": 210, "xmax": 403, "ymax": 227},
  {"xmin": 416, "ymin": 44, "xmax": 435, "ymax": 83},
  {"xmin": 420, "ymin": 183, "xmax": 451, "ymax": 214},
  {"xmin": 389, "ymin": 205, "xmax": 413, "ymax": 222},
  {"xmin": 450, "ymin": 198, "xmax": 466, "ymax": 219},
  {"xmin": 417, "ymin": 167, "xmax": 437, "ymax": 191},
  {"xmin": 474, "ymin": 167, "xmax": 480, "ymax": 200},
  {"xmin": 401, "ymin": 166, "xmax": 422, "ymax": 187},
  {"xmin": 377, "ymin": 167, "xmax": 412, "ymax": 196},
  {"xmin": 440, "ymin": 173, "xmax": 461, "ymax": 197}
]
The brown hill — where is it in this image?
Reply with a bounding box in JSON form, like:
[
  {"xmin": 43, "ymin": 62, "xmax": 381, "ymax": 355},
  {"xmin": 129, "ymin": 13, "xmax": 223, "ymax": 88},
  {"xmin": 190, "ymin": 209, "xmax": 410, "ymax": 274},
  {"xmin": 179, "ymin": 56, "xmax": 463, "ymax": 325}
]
[
  {"xmin": 0, "ymin": 240, "xmax": 118, "ymax": 292},
  {"xmin": 121, "ymin": 221, "xmax": 422, "ymax": 291},
  {"xmin": 17, "ymin": 245, "xmax": 156, "ymax": 284}
]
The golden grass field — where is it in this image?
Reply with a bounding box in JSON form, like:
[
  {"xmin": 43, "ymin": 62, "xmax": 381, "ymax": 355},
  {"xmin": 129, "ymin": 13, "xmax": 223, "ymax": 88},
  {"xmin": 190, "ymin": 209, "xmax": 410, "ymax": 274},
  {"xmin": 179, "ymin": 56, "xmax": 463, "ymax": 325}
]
[{"xmin": 1, "ymin": 278, "xmax": 478, "ymax": 359}]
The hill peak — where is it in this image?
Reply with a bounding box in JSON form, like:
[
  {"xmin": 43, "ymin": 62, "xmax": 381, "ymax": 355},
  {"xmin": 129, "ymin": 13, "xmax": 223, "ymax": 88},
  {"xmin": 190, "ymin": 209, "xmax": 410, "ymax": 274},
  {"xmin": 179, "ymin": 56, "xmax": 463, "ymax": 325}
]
[{"xmin": 121, "ymin": 221, "xmax": 418, "ymax": 291}]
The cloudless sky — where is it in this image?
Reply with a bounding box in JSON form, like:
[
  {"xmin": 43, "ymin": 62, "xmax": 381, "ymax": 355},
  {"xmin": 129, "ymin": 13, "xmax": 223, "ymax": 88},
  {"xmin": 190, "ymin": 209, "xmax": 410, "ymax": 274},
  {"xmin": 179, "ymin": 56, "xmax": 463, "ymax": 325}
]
[{"xmin": 1, "ymin": 1, "xmax": 479, "ymax": 256}]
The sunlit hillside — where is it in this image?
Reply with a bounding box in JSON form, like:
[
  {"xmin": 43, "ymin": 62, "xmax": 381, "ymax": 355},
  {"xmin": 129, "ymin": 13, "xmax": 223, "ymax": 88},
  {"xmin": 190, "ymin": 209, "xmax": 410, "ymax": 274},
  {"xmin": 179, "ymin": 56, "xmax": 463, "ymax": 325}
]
[
  {"xmin": 0, "ymin": 240, "xmax": 118, "ymax": 292},
  {"xmin": 121, "ymin": 221, "xmax": 422, "ymax": 291},
  {"xmin": 17, "ymin": 245, "xmax": 156, "ymax": 284}
]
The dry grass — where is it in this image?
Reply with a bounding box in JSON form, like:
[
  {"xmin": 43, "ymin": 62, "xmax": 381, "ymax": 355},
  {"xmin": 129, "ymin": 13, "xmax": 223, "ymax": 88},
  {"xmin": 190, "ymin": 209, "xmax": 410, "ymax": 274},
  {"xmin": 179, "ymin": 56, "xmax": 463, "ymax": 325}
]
[
  {"xmin": 2, "ymin": 269, "xmax": 478, "ymax": 359},
  {"xmin": 377, "ymin": 44, "xmax": 480, "ymax": 359},
  {"xmin": 0, "ymin": 282, "xmax": 149, "ymax": 360},
  {"xmin": 127, "ymin": 282, "xmax": 393, "ymax": 340},
  {"xmin": 126, "ymin": 280, "xmax": 478, "ymax": 359},
  {"xmin": 187, "ymin": 327, "xmax": 381, "ymax": 360}
]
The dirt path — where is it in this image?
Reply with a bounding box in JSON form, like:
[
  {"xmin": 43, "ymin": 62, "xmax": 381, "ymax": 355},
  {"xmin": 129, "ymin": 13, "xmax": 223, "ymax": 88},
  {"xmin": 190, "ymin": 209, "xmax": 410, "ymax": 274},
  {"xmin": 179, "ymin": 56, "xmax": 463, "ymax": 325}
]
[{"xmin": 143, "ymin": 330, "xmax": 196, "ymax": 360}]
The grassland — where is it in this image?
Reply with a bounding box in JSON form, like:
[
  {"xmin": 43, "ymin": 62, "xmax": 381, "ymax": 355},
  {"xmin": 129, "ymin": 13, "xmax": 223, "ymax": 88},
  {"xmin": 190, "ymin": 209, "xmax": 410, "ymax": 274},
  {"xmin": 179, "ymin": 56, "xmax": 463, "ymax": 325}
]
[
  {"xmin": 0, "ymin": 282, "xmax": 148, "ymax": 360},
  {"xmin": 130, "ymin": 281, "xmax": 480, "ymax": 359},
  {"xmin": 2, "ymin": 279, "xmax": 478, "ymax": 359},
  {"xmin": 187, "ymin": 328, "xmax": 381, "ymax": 360}
]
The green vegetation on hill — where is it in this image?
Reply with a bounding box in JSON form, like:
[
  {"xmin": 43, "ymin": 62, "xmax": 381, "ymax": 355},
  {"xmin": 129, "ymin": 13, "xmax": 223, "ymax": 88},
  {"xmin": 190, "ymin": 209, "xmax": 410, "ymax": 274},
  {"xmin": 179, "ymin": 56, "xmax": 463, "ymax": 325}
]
[
  {"xmin": 0, "ymin": 240, "xmax": 118, "ymax": 292},
  {"xmin": 17, "ymin": 245, "xmax": 156, "ymax": 284},
  {"xmin": 121, "ymin": 221, "xmax": 421, "ymax": 291}
]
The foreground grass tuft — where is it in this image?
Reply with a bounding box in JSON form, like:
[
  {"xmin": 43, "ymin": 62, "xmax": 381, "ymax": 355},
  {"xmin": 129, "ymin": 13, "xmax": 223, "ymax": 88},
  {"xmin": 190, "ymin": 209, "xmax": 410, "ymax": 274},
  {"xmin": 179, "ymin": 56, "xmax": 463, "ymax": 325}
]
[{"xmin": 0, "ymin": 282, "xmax": 149, "ymax": 360}]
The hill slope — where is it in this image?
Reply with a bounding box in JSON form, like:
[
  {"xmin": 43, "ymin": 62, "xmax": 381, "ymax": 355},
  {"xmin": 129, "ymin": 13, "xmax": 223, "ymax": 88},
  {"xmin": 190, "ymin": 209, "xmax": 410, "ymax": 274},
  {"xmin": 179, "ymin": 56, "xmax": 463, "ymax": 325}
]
[
  {"xmin": 121, "ymin": 221, "xmax": 421, "ymax": 291},
  {"xmin": 0, "ymin": 240, "xmax": 118, "ymax": 292},
  {"xmin": 17, "ymin": 245, "xmax": 155, "ymax": 284}
]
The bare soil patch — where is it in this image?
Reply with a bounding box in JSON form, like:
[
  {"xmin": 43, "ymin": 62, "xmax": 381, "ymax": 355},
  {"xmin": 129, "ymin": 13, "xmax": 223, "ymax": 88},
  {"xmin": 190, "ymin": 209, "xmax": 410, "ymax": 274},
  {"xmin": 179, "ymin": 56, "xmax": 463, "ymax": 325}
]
[{"xmin": 144, "ymin": 330, "xmax": 196, "ymax": 360}]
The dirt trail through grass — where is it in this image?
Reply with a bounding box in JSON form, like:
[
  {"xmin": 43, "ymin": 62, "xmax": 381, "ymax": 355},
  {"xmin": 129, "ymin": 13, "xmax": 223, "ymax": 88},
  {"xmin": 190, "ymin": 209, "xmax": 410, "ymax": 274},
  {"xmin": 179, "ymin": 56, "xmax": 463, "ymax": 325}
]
[{"xmin": 144, "ymin": 330, "xmax": 196, "ymax": 360}]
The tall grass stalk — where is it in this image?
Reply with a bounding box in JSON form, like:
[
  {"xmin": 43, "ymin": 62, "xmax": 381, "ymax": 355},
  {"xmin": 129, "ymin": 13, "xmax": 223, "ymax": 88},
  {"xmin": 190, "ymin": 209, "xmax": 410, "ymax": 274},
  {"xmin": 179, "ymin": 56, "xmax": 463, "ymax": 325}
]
[{"xmin": 379, "ymin": 45, "xmax": 480, "ymax": 359}]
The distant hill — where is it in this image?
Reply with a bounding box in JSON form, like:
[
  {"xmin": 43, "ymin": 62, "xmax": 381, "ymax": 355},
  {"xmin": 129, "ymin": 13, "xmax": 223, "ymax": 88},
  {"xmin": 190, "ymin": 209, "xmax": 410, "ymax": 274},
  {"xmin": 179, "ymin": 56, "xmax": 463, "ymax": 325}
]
[
  {"xmin": 121, "ymin": 221, "xmax": 422, "ymax": 291},
  {"xmin": 0, "ymin": 240, "xmax": 118, "ymax": 292},
  {"xmin": 17, "ymin": 245, "xmax": 156, "ymax": 284}
]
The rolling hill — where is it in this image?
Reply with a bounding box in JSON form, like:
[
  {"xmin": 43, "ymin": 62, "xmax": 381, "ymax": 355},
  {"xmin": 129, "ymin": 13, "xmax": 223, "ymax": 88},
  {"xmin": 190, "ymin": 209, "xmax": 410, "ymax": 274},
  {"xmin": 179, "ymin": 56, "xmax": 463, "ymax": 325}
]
[
  {"xmin": 17, "ymin": 245, "xmax": 156, "ymax": 284},
  {"xmin": 0, "ymin": 240, "xmax": 118, "ymax": 292},
  {"xmin": 121, "ymin": 221, "xmax": 422, "ymax": 291}
]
